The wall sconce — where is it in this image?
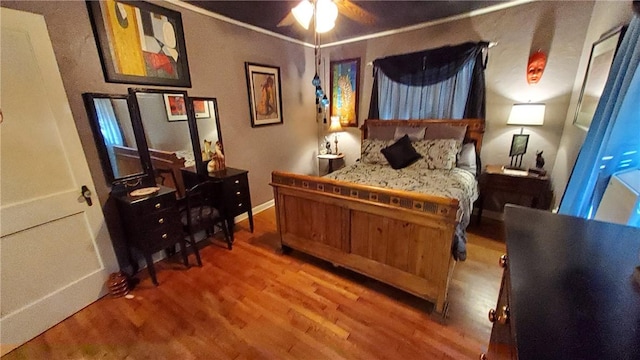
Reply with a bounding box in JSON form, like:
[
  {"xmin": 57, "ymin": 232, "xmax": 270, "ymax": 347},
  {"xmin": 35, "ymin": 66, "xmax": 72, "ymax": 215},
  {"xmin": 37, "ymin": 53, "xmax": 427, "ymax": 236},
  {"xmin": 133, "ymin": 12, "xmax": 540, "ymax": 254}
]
[
  {"xmin": 506, "ymin": 103, "xmax": 545, "ymax": 169},
  {"xmin": 328, "ymin": 116, "xmax": 343, "ymax": 154}
]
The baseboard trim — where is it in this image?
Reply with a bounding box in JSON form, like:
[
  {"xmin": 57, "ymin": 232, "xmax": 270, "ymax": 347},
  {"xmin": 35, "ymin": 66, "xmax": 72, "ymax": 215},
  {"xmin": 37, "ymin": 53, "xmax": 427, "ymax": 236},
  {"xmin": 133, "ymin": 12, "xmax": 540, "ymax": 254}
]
[{"xmin": 234, "ymin": 199, "xmax": 274, "ymax": 223}]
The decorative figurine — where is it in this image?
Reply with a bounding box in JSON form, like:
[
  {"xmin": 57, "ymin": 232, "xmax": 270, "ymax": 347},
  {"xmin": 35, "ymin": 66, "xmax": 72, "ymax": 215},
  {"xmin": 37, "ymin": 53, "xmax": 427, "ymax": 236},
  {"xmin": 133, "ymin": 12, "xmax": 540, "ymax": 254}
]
[
  {"xmin": 324, "ymin": 136, "xmax": 332, "ymax": 154},
  {"xmin": 536, "ymin": 150, "xmax": 545, "ymax": 169}
]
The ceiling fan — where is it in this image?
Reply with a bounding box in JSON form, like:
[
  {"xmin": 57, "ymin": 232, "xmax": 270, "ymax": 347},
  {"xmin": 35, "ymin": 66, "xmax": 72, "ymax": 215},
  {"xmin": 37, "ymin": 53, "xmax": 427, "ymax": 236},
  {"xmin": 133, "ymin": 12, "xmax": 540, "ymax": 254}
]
[{"xmin": 277, "ymin": 0, "xmax": 377, "ymax": 33}]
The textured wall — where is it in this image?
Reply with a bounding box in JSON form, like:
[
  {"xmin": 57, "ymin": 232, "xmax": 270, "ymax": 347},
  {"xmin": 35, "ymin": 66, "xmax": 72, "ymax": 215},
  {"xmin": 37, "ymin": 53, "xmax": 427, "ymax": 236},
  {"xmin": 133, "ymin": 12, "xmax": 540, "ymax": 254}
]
[
  {"xmin": 1, "ymin": 0, "xmax": 317, "ymax": 268},
  {"xmin": 321, "ymin": 1, "xmax": 632, "ymax": 206},
  {"xmin": 322, "ymin": 1, "xmax": 594, "ymax": 176},
  {"xmin": 551, "ymin": 1, "xmax": 632, "ymax": 208}
]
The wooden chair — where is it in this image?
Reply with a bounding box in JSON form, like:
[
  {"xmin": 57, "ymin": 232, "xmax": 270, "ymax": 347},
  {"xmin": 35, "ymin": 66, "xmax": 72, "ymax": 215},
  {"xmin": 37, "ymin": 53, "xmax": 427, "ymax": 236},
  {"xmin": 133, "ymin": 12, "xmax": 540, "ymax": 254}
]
[{"xmin": 180, "ymin": 181, "xmax": 232, "ymax": 266}]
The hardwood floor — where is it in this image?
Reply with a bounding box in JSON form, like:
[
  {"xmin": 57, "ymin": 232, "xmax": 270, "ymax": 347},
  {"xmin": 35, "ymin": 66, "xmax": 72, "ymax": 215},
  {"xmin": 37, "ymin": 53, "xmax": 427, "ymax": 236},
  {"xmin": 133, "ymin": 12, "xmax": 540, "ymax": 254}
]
[{"xmin": 3, "ymin": 208, "xmax": 506, "ymax": 359}]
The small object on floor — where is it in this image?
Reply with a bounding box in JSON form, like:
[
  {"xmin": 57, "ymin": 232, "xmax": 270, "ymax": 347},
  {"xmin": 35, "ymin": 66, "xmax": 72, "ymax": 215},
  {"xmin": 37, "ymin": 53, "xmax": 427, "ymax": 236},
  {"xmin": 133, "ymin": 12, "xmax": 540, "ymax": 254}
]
[
  {"xmin": 106, "ymin": 271, "xmax": 130, "ymax": 297},
  {"xmin": 125, "ymin": 294, "xmax": 135, "ymax": 300}
]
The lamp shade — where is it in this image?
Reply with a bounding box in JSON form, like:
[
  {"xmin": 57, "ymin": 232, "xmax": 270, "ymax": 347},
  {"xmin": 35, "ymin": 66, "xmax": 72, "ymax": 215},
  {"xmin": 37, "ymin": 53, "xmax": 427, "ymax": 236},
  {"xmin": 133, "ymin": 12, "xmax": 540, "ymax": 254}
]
[
  {"xmin": 292, "ymin": 0, "xmax": 313, "ymax": 30},
  {"xmin": 315, "ymin": 0, "xmax": 338, "ymax": 33},
  {"xmin": 507, "ymin": 103, "xmax": 546, "ymax": 125},
  {"xmin": 328, "ymin": 116, "xmax": 343, "ymax": 132}
]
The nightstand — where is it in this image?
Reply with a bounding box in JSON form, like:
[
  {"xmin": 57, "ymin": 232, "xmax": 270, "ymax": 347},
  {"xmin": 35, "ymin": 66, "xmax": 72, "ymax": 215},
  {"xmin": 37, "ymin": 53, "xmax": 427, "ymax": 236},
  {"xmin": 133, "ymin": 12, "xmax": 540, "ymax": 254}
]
[
  {"xmin": 477, "ymin": 165, "xmax": 553, "ymax": 222},
  {"xmin": 318, "ymin": 153, "xmax": 344, "ymax": 173}
]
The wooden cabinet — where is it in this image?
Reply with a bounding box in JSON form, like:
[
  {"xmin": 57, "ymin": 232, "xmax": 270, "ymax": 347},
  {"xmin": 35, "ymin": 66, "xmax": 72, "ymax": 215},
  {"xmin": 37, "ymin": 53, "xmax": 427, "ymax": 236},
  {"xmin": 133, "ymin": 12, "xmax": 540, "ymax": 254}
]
[
  {"xmin": 113, "ymin": 186, "xmax": 187, "ymax": 285},
  {"xmin": 181, "ymin": 167, "xmax": 253, "ymax": 241},
  {"xmin": 477, "ymin": 165, "xmax": 553, "ymax": 221},
  {"xmin": 483, "ymin": 205, "xmax": 640, "ymax": 360}
]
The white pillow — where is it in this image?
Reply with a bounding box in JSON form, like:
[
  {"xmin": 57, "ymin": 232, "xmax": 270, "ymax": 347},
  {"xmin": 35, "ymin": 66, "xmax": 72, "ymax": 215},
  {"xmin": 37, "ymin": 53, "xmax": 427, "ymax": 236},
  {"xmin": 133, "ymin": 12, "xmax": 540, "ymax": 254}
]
[{"xmin": 457, "ymin": 143, "xmax": 477, "ymax": 175}]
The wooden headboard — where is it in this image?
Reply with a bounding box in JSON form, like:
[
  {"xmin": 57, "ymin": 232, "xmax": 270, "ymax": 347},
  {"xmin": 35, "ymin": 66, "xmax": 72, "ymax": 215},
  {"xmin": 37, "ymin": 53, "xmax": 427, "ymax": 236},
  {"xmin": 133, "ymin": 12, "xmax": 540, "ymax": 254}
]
[{"xmin": 360, "ymin": 119, "xmax": 486, "ymax": 154}]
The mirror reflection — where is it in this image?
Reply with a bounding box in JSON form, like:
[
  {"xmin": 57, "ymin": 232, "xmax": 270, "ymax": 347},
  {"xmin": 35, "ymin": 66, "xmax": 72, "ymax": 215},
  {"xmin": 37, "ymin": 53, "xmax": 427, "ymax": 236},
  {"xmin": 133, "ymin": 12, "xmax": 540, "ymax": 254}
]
[
  {"xmin": 191, "ymin": 98, "xmax": 225, "ymax": 173},
  {"xmin": 131, "ymin": 89, "xmax": 194, "ymax": 197},
  {"xmin": 83, "ymin": 93, "xmax": 143, "ymax": 183}
]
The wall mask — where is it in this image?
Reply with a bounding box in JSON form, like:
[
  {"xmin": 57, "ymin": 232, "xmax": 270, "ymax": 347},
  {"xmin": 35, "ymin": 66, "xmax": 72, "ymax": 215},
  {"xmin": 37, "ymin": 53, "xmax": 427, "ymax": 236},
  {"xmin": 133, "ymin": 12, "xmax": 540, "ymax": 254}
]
[{"xmin": 527, "ymin": 51, "xmax": 547, "ymax": 84}]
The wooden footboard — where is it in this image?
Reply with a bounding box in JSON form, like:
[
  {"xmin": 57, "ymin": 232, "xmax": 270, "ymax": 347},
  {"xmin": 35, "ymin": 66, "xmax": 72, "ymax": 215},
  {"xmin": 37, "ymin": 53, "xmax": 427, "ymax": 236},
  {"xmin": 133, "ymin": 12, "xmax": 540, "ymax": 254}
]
[{"xmin": 271, "ymin": 171, "xmax": 461, "ymax": 317}]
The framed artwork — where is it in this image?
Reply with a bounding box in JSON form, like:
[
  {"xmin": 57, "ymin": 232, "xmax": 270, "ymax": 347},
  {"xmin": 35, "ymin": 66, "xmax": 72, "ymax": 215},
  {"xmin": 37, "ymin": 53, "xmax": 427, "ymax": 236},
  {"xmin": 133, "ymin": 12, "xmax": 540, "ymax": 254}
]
[
  {"xmin": 509, "ymin": 134, "xmax": 530, "ymax": 157},
  {"xmin": 330, "ymin": 58, "xmax": 360, "ymax": 127},
  {"xmin": 573, "ymin": 26, "xmax": 626, "ymax": 130},
  {"xmin": 193, "ymin": 100, "xmax": 210, "ymax": 119},
  {"xmin": 245, "ymin": 62, "xmax": 284, "ymax": 127},
  {"xmin": 163, "ymin": 93, "xmax": 188, "ymax": 121},
  {"xmin": 86, "ymin": 0, "xmax": 192, "ymax": 87}
]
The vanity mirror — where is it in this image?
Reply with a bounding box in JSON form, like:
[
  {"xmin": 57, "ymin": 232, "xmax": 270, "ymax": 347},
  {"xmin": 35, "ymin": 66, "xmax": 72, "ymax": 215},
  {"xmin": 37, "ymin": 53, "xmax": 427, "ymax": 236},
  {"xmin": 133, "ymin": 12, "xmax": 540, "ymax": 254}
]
[
  {"xmin": 128, "ymin": 88, "xmax": 197, "ymax": 197},
  {"xmin": 189, "ymin": 97, "xmax": 224, "ymax": 175},
  {"xmin": 83, "ymin": 93, "xmax": 151, "ymax": 185}
]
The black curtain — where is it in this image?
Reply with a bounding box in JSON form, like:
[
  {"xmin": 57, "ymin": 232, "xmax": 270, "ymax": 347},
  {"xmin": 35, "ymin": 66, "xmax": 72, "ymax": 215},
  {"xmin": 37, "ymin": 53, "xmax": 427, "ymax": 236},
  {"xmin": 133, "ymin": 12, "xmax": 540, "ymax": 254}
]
[{"xmin": 368, "ymin": 41, "xmax": 489, "ymax": 119}]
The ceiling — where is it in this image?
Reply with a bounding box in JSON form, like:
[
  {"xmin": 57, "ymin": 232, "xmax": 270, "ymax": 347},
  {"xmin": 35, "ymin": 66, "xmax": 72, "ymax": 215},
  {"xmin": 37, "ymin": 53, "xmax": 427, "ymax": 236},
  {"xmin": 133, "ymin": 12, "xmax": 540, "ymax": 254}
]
[{"xmin": 184, "ymin": 1, "xmax": 513, "ymax": 44}]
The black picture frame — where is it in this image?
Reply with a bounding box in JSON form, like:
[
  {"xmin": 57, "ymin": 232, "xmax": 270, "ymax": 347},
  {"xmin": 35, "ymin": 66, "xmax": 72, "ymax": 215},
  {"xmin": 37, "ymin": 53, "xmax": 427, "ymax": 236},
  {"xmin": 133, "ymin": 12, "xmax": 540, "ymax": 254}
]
[
  {"xmin": 573, "ymin": 25, "xmax": 626, "ymax": 130},
  {"xmin": 86, "ymin": 1, "xmax": 192, "ymax": 88},
  {"xmin": 245, "ymin": 62, "xmax": 284, "ymax": 127},
  {"xmin": 509, "ymin": 134, "xmax": 530, "ymax": 157}
]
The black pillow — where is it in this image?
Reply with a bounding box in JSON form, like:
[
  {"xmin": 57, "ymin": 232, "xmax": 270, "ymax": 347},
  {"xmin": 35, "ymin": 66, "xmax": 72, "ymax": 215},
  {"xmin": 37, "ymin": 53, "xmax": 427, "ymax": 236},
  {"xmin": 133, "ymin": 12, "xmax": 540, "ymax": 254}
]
[{"xmin": 380, "ymin": 134, "xmax": 422, "ymax": 169}]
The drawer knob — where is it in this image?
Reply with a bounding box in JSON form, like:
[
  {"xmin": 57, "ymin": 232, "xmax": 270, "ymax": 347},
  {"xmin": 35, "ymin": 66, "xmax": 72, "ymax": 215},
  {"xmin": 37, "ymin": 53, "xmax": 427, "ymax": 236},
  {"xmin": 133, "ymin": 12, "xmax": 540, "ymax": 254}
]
[
  {"xmin": 158, "ymin": 218, "xmax": 164, "ymax": 224},
  {"xmin": 238, "ymin": 203, "xmax": 242, "ymax": 207},
  {"xmin": 489, "ymin": 306, "xmax": 510, "ymax": 324},
  {"xmin": 234, "ymin": 180, "xmax": 240, "ymax": 184},
  {"xmin": 161, "ymin": 233, "xmax": 168, "ymax": 239},
  {"xmin": 488, "ymin": 308, "xmax": 497, "ymax": 323},
  {"xmin": 155, "ymin": 203, "xmax": 161, "ymax": 209},
  {"xmin": 499, "ymin": 254, "xmax": 508, "ymax": 268},
  {"xmin": 236, "ymin": 191, "xmax": 241, "ymax": 195}
]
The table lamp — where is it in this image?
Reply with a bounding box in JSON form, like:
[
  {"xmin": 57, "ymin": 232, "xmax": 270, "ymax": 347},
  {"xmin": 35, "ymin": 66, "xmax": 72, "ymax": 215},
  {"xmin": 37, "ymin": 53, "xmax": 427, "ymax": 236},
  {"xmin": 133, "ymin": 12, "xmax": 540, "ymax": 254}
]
[
  {"xmin": 328, "ymin": 116, "xmax": 343, "ymax": 155},
  {"xmin": 506, "ymin": 103, "xmax": 545, "ymax": 169}
]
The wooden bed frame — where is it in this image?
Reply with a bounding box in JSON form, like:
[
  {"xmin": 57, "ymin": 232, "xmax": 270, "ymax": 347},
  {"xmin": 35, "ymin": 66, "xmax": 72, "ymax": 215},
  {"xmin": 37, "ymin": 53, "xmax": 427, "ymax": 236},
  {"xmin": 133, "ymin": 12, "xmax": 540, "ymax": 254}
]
[
  {"xmin": 113, "ymin": 145, "xmax": 187, "ymax": 198},
  {"xmin": 271, "ymin": 119, "xmax": 485, "ymax": 317}
]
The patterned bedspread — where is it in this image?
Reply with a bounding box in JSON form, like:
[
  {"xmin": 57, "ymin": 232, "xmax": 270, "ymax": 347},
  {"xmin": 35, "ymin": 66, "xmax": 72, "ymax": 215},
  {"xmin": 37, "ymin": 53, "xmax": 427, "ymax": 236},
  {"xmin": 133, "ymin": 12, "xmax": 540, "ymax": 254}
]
[
  {"xmin": 174, "ymin": 149, "xmax": 196, "ymax": 167},
  {"xmin": 324, "ymin": 162, "xmax": 478, "ymax": 261}
]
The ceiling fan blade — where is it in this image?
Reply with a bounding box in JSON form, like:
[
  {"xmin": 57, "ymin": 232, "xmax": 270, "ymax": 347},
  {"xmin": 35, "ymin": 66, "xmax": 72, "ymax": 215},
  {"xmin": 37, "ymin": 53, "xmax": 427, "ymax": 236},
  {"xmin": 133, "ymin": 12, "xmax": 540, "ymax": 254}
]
[
  {"xmin": 334, "ymin": 0, "xmax": 376, "ymax": 25},
  {"xmin": 277, "ymin": 12, "xmax": 296, "ymax": 27}
]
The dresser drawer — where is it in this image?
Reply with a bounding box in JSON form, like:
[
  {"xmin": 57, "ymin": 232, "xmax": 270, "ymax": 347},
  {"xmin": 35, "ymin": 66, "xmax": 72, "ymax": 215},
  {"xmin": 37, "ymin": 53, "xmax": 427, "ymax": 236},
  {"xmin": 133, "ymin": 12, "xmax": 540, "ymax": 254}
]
[
  {"xmin": 130, "ymin": 222, "xmax": 183, "ymax": 252},
  {"xmin": 222, "ymin": 173, "xmax": 251, "ymax": 217},
  {"xmin": 127, "ymin": 192, "xmax": 177, "ymax": 217},
  {"xmin": 130, "ymin": 207, "xmax": 180, "ymax": 234}
]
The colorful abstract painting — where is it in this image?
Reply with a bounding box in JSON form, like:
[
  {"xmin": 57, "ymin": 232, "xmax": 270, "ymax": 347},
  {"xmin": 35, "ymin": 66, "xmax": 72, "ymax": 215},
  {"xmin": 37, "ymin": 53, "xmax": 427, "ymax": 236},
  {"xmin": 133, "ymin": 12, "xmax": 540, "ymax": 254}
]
[
  {"xmin": 330, "ymin": 58, "xmax": 360, "ymax": 127},
  {"xmin": 87, "ymin": 0, "xmax": 191, "ymax": 87}
]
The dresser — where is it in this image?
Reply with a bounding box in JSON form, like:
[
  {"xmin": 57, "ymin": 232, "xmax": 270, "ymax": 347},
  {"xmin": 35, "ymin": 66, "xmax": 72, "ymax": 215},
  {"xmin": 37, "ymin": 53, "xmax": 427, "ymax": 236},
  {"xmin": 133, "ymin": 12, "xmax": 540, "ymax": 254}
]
[
  {"xmin": 113, "ymin": 186, "xmax": 187, "ymax": 285},
  {"xmin": 483, "ymin": 205, "xmax": 640, "ymax": 359},
  {"xmin": 182, "ymin": 167, "xmax": 253, "ymax": 241}
]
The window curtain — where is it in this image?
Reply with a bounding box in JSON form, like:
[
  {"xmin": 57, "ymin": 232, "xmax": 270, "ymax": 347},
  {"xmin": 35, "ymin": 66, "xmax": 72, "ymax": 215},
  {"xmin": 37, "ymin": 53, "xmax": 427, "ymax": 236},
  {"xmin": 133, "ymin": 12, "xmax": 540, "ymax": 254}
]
[
  {"xmin": 559, "ymin": 16, "xmax": 640, "ymax": 218},
  {"xmin": 368, "ymin": 41, "xmax": 488, "ymax": 120},
  {"xmin": 94, "ymin": 98, "xmax": 125, "ymax": 177}
]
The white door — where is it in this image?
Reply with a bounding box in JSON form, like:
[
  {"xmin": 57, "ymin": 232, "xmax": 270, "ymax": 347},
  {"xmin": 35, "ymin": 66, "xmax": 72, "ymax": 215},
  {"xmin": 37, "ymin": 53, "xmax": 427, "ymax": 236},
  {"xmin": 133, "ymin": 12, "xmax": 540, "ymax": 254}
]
[{"xmin": 0, "ymin": 7, "xmax": 119, "ymax": 355}]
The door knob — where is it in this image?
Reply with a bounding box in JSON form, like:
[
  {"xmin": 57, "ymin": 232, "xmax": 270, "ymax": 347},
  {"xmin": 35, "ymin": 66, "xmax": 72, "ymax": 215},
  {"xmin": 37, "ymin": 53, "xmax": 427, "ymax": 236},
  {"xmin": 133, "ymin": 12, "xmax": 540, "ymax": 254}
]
[{"xmin": 81, "ymin": 185, "xmax": 93, "ymax": 206}]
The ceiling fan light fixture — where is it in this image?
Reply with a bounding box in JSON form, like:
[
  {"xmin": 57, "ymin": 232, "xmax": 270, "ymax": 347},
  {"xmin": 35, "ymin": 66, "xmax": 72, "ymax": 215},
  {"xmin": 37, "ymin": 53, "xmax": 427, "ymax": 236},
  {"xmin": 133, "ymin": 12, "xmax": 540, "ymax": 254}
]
[
  {"xmin": 315, "ymin": 19, "xmax": 335, "ymax": 33},
  {"xmin": 292, "ymin": 0, "xmax": 313, "ymax": 30},
  {"xmin": 315, "ymin": 0, "xmax": 338, "ymax": 33}
]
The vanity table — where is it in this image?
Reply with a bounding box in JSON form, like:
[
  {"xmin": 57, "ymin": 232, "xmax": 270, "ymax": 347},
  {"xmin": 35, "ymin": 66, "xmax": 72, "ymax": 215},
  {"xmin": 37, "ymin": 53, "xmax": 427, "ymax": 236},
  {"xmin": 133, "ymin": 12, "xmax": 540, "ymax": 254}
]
[
  {"xmin": 181, "ymin": 166, "xmax": 253, "ymax": 240},
  {"xmin": 483, "ymin": 205, "xmax": 640, "ymax": 359},
  {"xmin": 112, "ymin": 186, "xmax": 187, "ymax": 286}
]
